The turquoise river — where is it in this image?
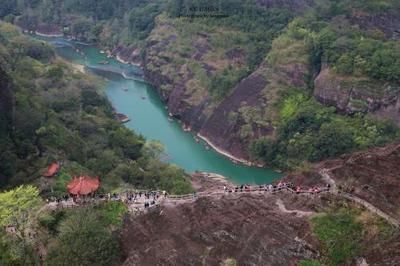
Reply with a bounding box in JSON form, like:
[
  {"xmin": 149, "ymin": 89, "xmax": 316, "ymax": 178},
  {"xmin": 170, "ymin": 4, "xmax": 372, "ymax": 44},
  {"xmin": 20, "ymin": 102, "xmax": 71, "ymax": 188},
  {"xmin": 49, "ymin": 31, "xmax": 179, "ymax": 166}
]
[{"xmin": 35, "ymin": 36, "xmax": 284, "ymax": 184}]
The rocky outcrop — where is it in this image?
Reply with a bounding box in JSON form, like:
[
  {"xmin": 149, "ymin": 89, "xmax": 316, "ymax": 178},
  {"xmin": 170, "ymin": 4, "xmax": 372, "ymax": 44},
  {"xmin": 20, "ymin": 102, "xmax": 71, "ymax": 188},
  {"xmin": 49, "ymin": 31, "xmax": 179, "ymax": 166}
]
[
  {"xmin": 121, "ymin": 193, "xmax": 321, "ymax": 265},
  {"xmin": 143, "ymin": 12, "xmax": 314, "ymax": 160},
  {"xmin": 314, "ymin": 67, "xmax": 400, "ymax": 120},
  {"xmin": 349, "ymin": 11, "xmax": 400, "ymax": 40},
  {"xmin": 283, "ymin": 142, "xmax": 400, "ymax": 265},
  {"xmin": 285, "ymin": 143, "xmax": 400, "ymax": 221},
  {"xmin": 199, "ymin": 72, "xmax": 272, "ymax": 158},
  {"xmin": 112, "ymin": 45, "xmax": 143, "ymax": 66}
]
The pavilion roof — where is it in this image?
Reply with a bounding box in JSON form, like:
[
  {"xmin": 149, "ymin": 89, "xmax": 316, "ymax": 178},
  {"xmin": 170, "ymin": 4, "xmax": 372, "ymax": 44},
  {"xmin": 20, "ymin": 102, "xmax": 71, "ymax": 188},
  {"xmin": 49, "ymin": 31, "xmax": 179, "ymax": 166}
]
[
  {"xmin": 44, "ymin": 163, "xmax": 60, "ymax": 177},
  {"xmin": 67, "ymin": 176, "xmax": 100, "ymax": 196}
]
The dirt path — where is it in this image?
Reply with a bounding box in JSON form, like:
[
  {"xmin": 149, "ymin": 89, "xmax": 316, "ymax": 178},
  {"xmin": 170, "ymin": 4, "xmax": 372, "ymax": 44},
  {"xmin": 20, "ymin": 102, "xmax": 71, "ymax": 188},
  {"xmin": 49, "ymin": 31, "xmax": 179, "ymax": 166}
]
[
  {"xmin": 42, "ymin": 170, "xmax": 400, "ymax": 228},
  {"xmin": 275, "ymin": 199, "xmax": 314, "ymax": 217},
  {"xmin": 319, "ymin": 168, "xmax": 338, "ymax": 194},
  {"xmin": 341, "ymin": 192, "xmax": 400, "ymax": 227},
  {"xmin": 320, "ymin": 168, "xmax": 400, "ymax": 228}
]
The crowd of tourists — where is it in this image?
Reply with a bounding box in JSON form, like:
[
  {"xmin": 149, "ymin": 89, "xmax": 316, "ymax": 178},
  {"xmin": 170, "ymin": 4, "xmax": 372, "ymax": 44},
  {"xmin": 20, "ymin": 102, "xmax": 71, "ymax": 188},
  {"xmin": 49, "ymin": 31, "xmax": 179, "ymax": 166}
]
[
  {"xmin": 46, "ymin": 190, "xmax": 168, "ymax": 209},
  {"xmin": 222, "ymin": 181, "xmax": 331, "ymax": 195},
  {"xmin": 47, "ymin": 181, "xmax": 331, "ymax": 210}
]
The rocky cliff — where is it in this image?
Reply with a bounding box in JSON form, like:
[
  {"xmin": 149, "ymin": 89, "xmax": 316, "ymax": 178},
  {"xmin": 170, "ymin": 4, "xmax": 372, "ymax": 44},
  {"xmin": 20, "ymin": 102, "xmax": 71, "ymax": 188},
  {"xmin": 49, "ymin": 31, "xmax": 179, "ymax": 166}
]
[
  {"xmin": 285, "ymin": 142, "xmax": 400, "ymax": 220},
  {"xmin": 13, "ymin": 0, "xmax": 400, "ymax": 162},
  {"xmin": 143, "ymin": 13, "xmax": 313, "ymax": 160},
  {"xmin": 121, "ymin": 176, "xmax": 323, "ymax": 265},
  {"xmin": 313, "ymin": 67, "xmax": 400, "ymax": 118}
]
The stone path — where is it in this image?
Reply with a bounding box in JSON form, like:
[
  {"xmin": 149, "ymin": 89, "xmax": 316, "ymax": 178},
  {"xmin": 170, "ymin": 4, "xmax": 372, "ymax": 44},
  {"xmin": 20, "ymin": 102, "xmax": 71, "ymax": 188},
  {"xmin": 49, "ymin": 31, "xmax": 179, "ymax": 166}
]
[
  {"xmin": 341, "ymin": 192, "xmax": 400, "ymax": 227},
  {"xmin": 319, "ymin": 168, "xmax": 400, "ymax": 228},
  {"xmin": 43, "ymin": 172, "xmax": 400, "ymax": 228}
]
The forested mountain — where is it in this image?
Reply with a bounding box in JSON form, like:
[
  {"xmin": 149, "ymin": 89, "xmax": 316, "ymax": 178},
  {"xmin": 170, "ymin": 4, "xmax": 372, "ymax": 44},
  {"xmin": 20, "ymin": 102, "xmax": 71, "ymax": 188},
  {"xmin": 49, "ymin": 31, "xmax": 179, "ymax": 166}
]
[
  {"xmin": 4, "ymin": 0, "xmax": 397, "ymax": 169},
  {"xmin": 0, "ymin": 21, "xmax": 194, "ymax": 265},
  {"xmin": 0, "ymin": 22, "xmax": 192, "ymax": 193},
  {"xmin": 1, "ymin": 1, "xmax": 400, "ymax": 265}
]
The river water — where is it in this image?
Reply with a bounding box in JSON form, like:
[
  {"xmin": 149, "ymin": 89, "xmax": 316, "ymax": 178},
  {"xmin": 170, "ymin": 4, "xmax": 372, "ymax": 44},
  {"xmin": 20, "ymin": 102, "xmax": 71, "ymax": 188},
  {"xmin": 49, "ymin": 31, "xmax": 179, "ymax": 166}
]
[{"xmin": 35, "ymin": 36, "xmax": 283, "ymax": 184}]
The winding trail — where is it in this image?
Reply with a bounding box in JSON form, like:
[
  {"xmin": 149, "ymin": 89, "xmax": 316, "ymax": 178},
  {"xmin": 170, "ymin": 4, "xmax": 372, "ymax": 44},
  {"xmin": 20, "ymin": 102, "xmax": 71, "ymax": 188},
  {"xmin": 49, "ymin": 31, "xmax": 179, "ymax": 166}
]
[
  {"xmin": 43, "ymin": 168, "xmax": 400, "ymax": 228},
  {"xmin": 275, "ymin": 199, "xmax": 314, "ymax": 217},
  {"xmin": 44, "ymin": 185, "xmax": 325, "ymax": 215},
  {"xmin": 340, "ymin": 192, "xmax": 400, "ymax": 227},
  {"xmin": 319, "ymin": 168, "xmax": 400, "ymax": 228}
]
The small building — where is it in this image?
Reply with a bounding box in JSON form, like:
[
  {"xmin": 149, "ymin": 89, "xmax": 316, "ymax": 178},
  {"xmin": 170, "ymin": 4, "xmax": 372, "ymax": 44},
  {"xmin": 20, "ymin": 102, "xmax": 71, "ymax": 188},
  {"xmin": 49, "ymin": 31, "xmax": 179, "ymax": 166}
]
[
  {"xmin": 67, "ymin": 176, "xmax": 100, "ymax": 196},
  {"xmin": 44, "ymin": 163, "xmax": 60, "ymax": 178}
]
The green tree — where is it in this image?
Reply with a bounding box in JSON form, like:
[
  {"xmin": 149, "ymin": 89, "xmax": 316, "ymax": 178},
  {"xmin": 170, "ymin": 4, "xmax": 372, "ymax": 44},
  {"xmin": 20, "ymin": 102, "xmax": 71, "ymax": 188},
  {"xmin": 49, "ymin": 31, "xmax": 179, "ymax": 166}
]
[
  {"xmin": 0, "ymin": 185, "xmax": 42, "ymax": 265},
  {"xmin": 313, "ymin": 123, "xmax": 355, "ymax": 160},
  {"xmin": 143, "ymin": 140, "xmax": 165, "ymax": 160},
  {"xmin": 45, "ymin": 209, "xmax": 121, "ymax": 266},
  {"xmin": 109, "ymin": 127, "xmax": 144, "ymax": 160}
]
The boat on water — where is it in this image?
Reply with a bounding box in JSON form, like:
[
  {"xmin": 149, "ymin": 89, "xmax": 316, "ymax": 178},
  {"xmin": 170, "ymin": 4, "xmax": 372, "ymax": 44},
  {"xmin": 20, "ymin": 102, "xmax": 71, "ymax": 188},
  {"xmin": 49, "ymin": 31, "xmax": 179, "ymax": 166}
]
[
  {"xmin": 141, "ymin": 96, "xmax": 146, "ymax": 100},
  {"xmin": 100, "ymin": 50, "xmax": 105, "ymax": 54},
  {"xmin": 114, "ymin": 113, "xmax": 130, "ymax": 123},
  {"xmin": 98, "ymin": 60, "xmax": 109, "ymax": 65},
  {"xmin": 123, "ymin": 87, "xmax": 128, "ymax": 91},
  {"xmin": 168, "ymin": 117, "xmax": 173, "ymax": 122}
]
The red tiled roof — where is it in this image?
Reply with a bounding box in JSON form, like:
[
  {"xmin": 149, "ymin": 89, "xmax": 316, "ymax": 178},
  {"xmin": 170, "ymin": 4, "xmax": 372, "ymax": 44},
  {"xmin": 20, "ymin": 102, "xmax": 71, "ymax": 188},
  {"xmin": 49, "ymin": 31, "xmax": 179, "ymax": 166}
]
[
  {"xmin": 67, "ymin": 176, "xmax": 100, "ymax": 196},
  {"xmin": 44, "ymin": 163, "xmax": 60, "ymax": 177}
]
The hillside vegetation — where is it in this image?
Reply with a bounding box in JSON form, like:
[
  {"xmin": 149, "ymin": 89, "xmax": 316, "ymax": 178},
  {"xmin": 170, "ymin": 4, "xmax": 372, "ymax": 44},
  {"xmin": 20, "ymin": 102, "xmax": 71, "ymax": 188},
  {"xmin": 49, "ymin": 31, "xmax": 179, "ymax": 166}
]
[
  {"xmin": 1, "ymin": 0, "xmax": 399, "ymax": 168},
  {"xmin": 0, "ymin": 22, "xmax": 192, "ymax": 194},
  {"xmin": 0, "ymin": 22, "xmax": 194, "ymax": 265}
]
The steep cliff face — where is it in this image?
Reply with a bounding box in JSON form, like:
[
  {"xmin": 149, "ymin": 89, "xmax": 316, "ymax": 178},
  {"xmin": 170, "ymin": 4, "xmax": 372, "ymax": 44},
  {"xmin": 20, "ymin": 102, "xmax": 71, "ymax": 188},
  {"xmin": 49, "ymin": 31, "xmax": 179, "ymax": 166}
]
[
  {"xmin": 143, "ymin": 14, "xmax": 313, "ymax": 159},
  {"xmin": 112, "ymin": 45, "xmax": 142, "ymax": 66},
  {"xmin": 130, "ymin": 2, "xmax": 400, "ymax": 161},
  {"xmin": 199, "ymin": 71, "xmax": 271, "ymax": 157},
  {"xmin": 311, "ymin": 8, "xmax": 400, "ymax": 122},
  {"xmin": 286, "ymin": 142, "xmax": 400, "ymax": 220},
  {"xmin": 349, "ymin": 11, "xmax": 400, "ymax": 40},
  {"xmin": 314, "ymin": 67, "xmax": 400, "ymax": 118},
  {"xmin": 13, "ymin": 0, "xmax": 399, "ymax": 162}
]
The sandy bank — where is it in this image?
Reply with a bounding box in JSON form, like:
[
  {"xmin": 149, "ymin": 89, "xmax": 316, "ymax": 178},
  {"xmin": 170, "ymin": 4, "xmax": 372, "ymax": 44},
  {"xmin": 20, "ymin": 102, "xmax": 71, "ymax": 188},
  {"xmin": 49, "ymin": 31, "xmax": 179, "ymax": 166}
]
[
  {"xmin": 197, "ymin": 133, "xmax": 263, "ymax": 167},
  {"xmin": 70, "ymin": 62, "xmax": 85, "ymax": 74},
  {"xmin": 34, "ymin": 31, "xmax": 63, "ymax": 38}
]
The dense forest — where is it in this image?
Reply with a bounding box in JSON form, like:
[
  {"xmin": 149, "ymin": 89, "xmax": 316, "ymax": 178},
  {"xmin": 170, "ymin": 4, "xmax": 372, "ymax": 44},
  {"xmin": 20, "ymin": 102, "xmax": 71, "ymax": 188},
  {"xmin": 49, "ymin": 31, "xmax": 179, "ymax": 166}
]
[
  {"xmin": 0, "ymin": 21, "xmax": 194, "ymax": 265},
  {"xmin": 0, "ymin": 0, "xmax": 398, "ymax": 183},
  {"xmin": 0, "ymin": 21, "xmax": 193, "ymax": 193},
  {"xmin": 0, "ymin": 0, "xmax": 398, "ymax": 169},
  {"xmin": 0, "ymin": 1, "xmax": 400, "ymax": 265}
]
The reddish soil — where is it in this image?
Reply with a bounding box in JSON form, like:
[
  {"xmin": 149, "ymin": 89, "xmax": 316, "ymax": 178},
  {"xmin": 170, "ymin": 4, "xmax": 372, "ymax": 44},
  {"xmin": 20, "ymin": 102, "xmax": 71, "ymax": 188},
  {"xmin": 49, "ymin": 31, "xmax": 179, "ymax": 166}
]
[
  {"xmin": 119, "ymin": 142, "xmax": 400, "ymax": 266},
  {"xmin": 199, "ymin": 72, "xmax": 272, "ymax": 159},
  {"xmin": 364, "ymin": 234, "xmax": 400, "ymax": 265},
  {"xmin": 285, "ymin": 143, "xmax": 400, "ymax": 220},
  {"xmin": 120, "ymin": 192, "xmax": 323, "ymax": 266}
]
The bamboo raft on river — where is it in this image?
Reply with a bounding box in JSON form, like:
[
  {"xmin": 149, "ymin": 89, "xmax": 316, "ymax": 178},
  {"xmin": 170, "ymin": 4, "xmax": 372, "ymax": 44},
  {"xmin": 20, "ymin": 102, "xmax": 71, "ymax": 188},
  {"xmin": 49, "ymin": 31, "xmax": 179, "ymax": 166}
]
[{"xmin": 114, "ymin": 113, "xmax": 130, "ymax": 123}]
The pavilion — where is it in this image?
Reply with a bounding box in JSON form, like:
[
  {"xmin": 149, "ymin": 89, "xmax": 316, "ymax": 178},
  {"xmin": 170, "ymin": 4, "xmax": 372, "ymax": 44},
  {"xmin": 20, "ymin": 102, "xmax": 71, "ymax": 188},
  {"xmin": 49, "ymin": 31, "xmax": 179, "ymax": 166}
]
[
  {"xmin": 44, "ymin": 163, "xmax": 60, "ymax": 177},
  {"xmin": 67, "ymin": 176, "xmax": 100, "ymax": 196}
]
